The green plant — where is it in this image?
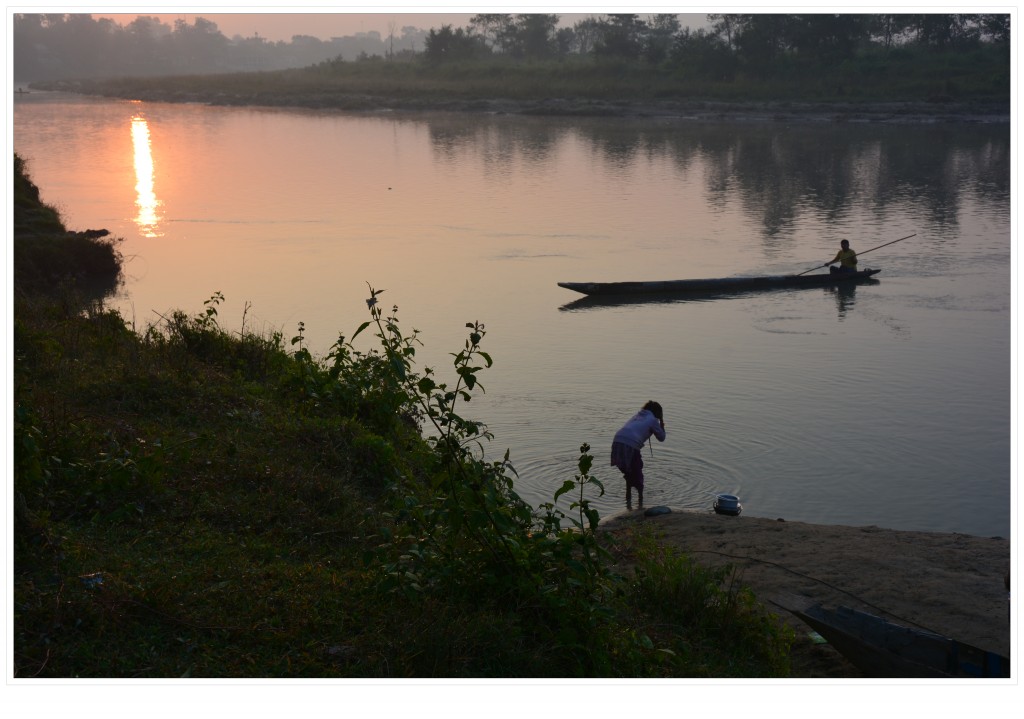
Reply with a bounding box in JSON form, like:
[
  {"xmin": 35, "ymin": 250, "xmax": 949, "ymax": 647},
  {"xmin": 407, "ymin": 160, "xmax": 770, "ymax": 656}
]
[
  {"xmin": 343, "ymin": 287, "xmax": 523, "ymax": 590},
  {"xmin": 625, "ymin": 528, "xmax": 794, "ymax": 676},
  {"xmin": 322, "ymin": 287, "xmax": 711, "ymax": 675}
]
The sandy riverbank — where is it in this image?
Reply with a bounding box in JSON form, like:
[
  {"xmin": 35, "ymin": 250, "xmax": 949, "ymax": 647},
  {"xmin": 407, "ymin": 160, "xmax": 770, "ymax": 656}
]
[{"xmin": 600, "ymin": 509, "xmax": 1011, "ymax": 678}]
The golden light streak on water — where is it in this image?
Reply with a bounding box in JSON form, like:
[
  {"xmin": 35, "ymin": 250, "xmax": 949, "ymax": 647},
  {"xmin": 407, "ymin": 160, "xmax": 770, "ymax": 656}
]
[{"xmin": 131, "ymin": 115, "xmax": 162, "ymax": 237}]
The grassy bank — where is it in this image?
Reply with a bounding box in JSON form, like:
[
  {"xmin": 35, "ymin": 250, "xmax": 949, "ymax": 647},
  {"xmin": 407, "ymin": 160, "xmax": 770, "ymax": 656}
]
[
  {"xmin": 33, "ymin": 45, "xmax": 1010, "ymax": 117},
  {"xmin": 12, "ymin": 154, "xmax": 123, "ymax": 298},
  {"xmin": 12, "ymin": 154, "xmax": 794, "ymax": 678}
]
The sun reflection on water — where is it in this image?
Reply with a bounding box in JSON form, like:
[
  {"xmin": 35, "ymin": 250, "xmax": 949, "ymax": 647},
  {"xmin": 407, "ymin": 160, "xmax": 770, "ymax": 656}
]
[{"xmin": 131, "ymin": 115, "xmax": 162, "ymax": 236}]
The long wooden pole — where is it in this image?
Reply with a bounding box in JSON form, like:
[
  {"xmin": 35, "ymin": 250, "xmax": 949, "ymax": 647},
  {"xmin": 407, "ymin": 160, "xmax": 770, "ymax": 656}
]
[{"xmin": 797, "ymin": 233, "xmax": 917, "ymax": 276}]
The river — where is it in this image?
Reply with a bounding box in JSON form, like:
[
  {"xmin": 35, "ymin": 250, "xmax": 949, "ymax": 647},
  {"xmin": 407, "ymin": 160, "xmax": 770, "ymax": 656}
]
[{"xmin": 12, "ymin": 91, "xmax": 1012, "ymax": 537}]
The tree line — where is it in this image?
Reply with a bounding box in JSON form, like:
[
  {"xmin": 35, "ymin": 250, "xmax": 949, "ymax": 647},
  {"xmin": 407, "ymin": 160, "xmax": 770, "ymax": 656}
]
[
  {"xmin": 14, "ymin": 12, "xmax": 1011, "ymax": 83},
  {"xmin": 12, "ymin": 13, "xmax": 431, "ymax": 81},
  {"xmin": 424, "ymin": 13, "xmax": 1010, "ymax": 75}
]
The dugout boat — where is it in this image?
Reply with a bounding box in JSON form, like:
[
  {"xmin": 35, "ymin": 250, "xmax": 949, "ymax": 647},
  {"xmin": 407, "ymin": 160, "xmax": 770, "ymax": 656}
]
[
  {"xmin": 557, "ymin": 268, "xmax": 881, "ymax": 297},
  {"xmin": 770, "ymin": 593, "xmax": 1011, "ymax": 678}
]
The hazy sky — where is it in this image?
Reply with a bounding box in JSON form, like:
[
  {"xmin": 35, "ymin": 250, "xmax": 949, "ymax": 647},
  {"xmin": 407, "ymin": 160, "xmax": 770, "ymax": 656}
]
[{"xmin": 89, "ymin": 9, "xmax": 710, "ymax": 43}]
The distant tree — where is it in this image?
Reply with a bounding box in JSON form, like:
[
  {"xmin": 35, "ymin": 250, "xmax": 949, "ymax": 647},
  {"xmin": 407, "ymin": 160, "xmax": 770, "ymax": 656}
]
[
  {"xmin": 12, "ymin": 14, "xmax": 48, "ymax": 78},
  {"xmin": 233, "ymin": 33, "xmax": 273, "ymax": 71},
  {"xmin": 126, "ymin": 15, "xmax": 170, "ymax": 39},
  {"xmin": 643, "ymin": 14, "xmax": 681, "ymax": 63},
  {"xmin": 731, "ymin": 14, "xmax": 789, "ymax": 71},
  {"xmin": 39, "ymin": 13, "xmax": 67, "ymax": 31},
  {"xmin": 570, "ymin": 16, "xmax": 604, "ymax": 55},
  {"xmin": 422, "ymin": 24, "xmax": 489, "ymax": 63},
  {"xmin": 707, "ymin": 13, "xmax": 737, "ymax": 50},
  {"xmin": 979, "ymin": 14, "xmax": 1010, "ymax": 44},
  {"xmin": 785, "ymin": 14, "xmax": 870, "ymax": 65},
  {"xmin": 468, "ymin": 14, "xmax": 511, "ymax": 51},
  {"xmin": 13, "ymin": 12, "xmax": 43, "ymax": 33},
  {"xmin": 869, "ymin": 15, "xmax": 914, "ymax": 49},
  {"xmin": 123, "ymin": 15, "xmax": 174, "ymax": 73},
  {"xmin": 401, "ymin": 26, "xmax": 427, "ymax": 53},
  {"xmin": 592, "ymin": 14, "xmax": 646, "ymax": 60},
  {"xmin": 19, "ymin": 14, "xmax": 120, "ymax": 78},
  {"xmin": 670, "ymin": 27, "xmax": 736, "ymax": 80},
  {"xmin": 506, "ymin": 14, "xmax": 560, "ymax": 59},
  {"xmin": 286, "ymin": 34, "xmax": 329, "ymax": 67},
  {"xmin": 911, "ymin": 14, "xmax": 981, "ymax": 49},
  {"xmin": 172, "ymin": 17, "xmax": 229, "ymax": 71},
  {"xmin": 555, "ymin": 27, "xmax": 575, "ymax": 56},
  {"xmin": 387, "ymin": 20, "xmax": 397, "ymax": 59},
  {"xmin": 467, "ymin": 14, "xmax": 559, "ymax": 59}
]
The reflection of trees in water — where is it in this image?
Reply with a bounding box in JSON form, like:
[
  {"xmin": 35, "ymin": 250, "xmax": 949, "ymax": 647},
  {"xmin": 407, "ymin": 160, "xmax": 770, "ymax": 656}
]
[
  {"xmin": 675, "ymin": 123, "xmax": 1010, "ymax": 240},
  {"xmin": 426, "ymin": 115, "xmax": 1008, "ymax": 243},
  {"xmin": 874, "ymin": 128, "xmax": 1010, "ymax": 230},
  {"xmin": 427, "ymin": 116, "xmax": 564, "ymax": 180}
]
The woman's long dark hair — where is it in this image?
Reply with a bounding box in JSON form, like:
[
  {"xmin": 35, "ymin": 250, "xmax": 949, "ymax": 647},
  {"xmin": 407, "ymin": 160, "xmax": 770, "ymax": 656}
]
[{"xmin": 643, "ymin": 400, "xmax": 663, "ymax": 420}]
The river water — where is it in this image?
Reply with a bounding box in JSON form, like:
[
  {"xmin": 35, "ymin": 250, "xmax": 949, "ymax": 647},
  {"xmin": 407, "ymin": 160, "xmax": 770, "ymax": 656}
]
[{"xmin": 12, "ymin": 91, "xmax": 1012, "ymax": 537}]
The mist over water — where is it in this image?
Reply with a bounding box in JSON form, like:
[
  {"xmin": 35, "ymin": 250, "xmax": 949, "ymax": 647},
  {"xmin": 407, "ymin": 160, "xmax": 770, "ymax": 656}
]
[{"xmin": 13, "ymin": 92, "xmax": 1011, "ymax": 537}]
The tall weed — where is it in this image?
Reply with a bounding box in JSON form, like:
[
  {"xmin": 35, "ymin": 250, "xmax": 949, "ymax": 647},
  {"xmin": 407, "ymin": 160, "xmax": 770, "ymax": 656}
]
[{"xmin": 335, "ymin": 288, "xmax": 624, "ymax": 659}]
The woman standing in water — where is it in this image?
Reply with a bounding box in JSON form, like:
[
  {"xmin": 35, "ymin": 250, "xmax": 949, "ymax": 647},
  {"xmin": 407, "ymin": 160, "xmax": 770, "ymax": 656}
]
[{"xmin": 610, "ymin": 401, "xmax": 666, "ymax": 508}]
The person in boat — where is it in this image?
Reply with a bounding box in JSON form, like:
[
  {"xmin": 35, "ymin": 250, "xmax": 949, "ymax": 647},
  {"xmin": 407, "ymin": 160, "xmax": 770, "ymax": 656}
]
[
  {"xmin": 828, "ymin": 239, "xmax": 858, "ymax": 274},
  {"xmin": 611, "ymin": 401, "xmax": 666, "ymax": 508}
]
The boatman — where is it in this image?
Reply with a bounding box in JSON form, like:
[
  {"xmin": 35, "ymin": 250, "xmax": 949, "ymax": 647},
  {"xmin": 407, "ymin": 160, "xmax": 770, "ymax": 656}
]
[
  {"xmin": 828, "ymin": 240, "xmax": 858, "ymax": 274},
  {"xmin": 611, "ymin": 401, "xmax": 666, "ymax": 509}
]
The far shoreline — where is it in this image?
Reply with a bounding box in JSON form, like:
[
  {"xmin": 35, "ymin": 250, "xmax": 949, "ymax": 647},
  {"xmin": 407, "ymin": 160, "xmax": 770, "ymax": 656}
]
[{"xmin": 23, "ymin": 80, "xmax": 1012, "ymax": 125}]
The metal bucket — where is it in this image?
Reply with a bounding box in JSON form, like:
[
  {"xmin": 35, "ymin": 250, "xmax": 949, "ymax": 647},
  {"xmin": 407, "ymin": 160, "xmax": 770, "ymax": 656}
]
[{"xmin": 713, "ymin": 494, "xmax": 742, "ymax": 516}]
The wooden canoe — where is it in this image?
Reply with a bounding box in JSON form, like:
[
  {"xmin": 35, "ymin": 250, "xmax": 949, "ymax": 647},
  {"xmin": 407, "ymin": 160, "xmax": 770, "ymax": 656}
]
[
  {"xmin": 771, "ymin": 593, "xmax": 1010, "ymax": 678},
  {"xmin": 557, "ymin": 268, "xmax": 881, "ymax": 297}
]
